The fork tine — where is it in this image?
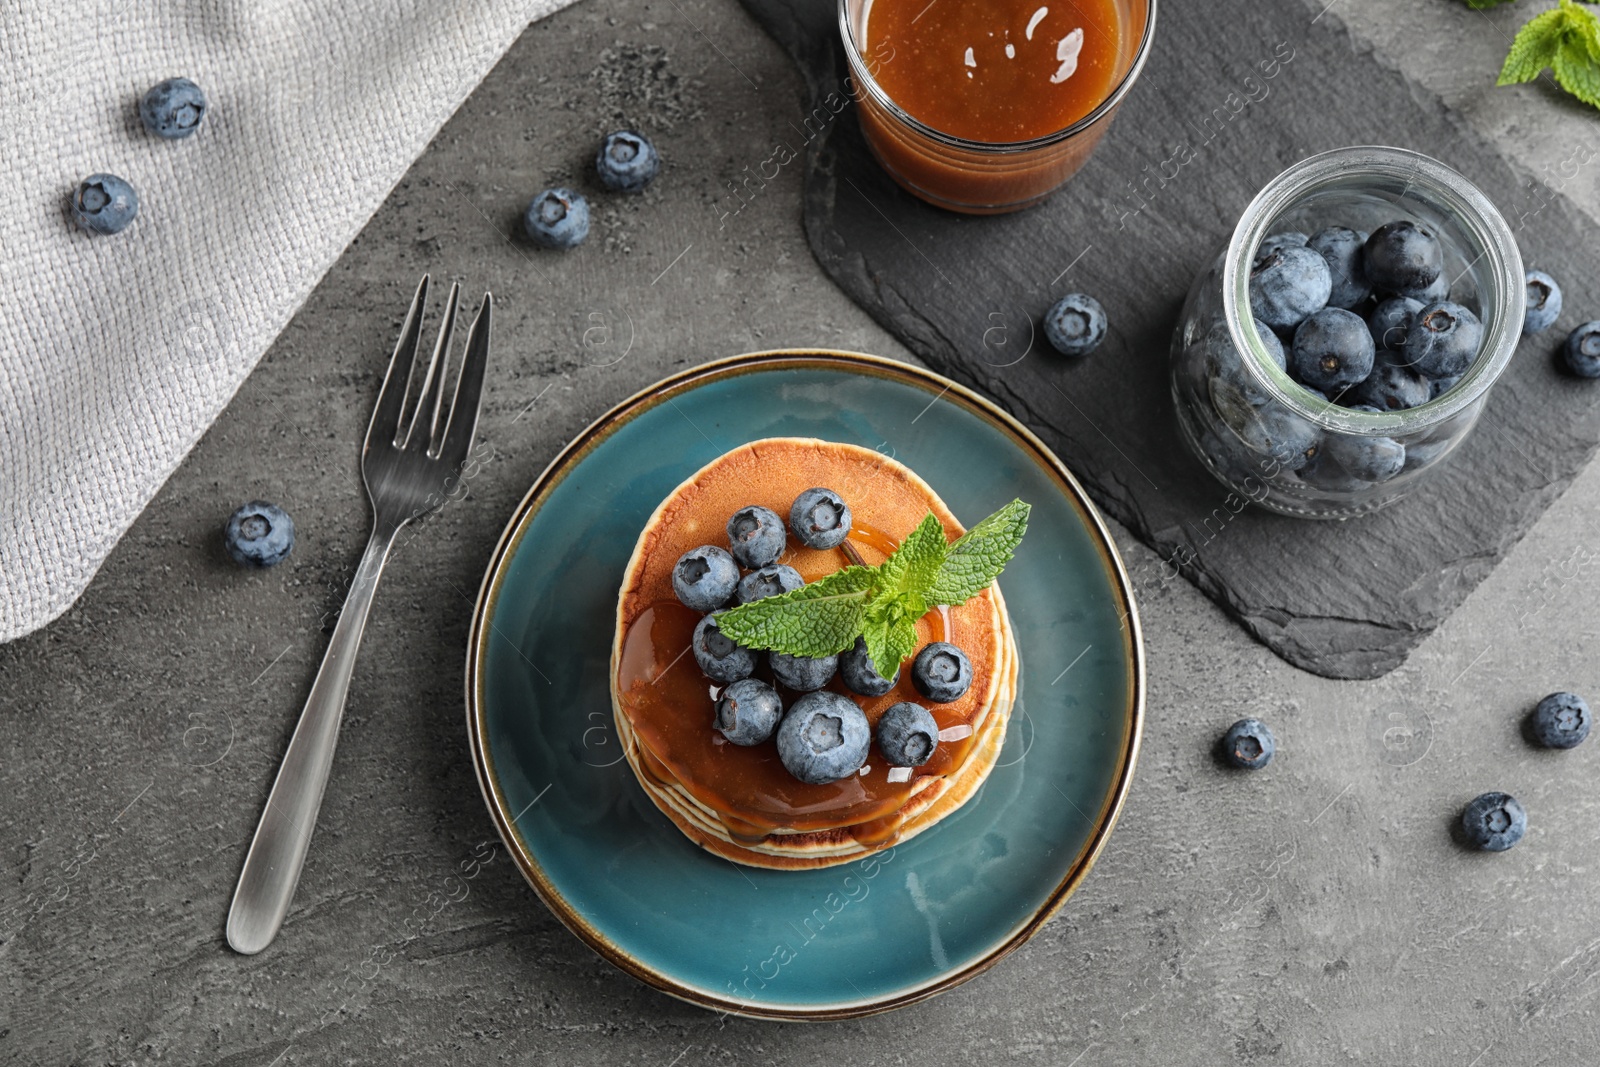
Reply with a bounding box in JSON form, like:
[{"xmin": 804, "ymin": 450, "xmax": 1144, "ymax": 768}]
[
  {"xmin": 403, "ymin": 282, "xmax": 460, "ymax": 451},
  {"xmin": 365, "ymin": 275, "xmax": 429, "ymax": 451},
  {"xmin": 437, "ymin": 292, "xmax": 492, "ymax": 467}
]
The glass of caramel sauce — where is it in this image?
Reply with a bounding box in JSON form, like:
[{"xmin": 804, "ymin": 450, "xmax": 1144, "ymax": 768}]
[{"xmin": 839, "ymin": 0, "xmax": 1156, "ymax": 214}]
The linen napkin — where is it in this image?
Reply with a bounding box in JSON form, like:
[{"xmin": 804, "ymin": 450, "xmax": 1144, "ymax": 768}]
[{"xmin": 0, "ymin": 0, "xmax": 574, "ymax": 642}]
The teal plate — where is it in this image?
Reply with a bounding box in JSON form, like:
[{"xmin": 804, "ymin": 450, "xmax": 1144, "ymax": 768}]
[{"xmin": 466, "ymin": 351, "xmax": 1144, "ymax": 1020}]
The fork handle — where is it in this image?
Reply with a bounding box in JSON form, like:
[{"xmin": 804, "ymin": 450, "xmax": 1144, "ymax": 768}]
[{"xmin": 226, "ymin": 523, "xmax": 399, "ymax": 954}]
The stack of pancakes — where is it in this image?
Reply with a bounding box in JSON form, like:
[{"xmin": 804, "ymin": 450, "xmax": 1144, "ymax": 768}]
[{"xmin": 610, "ymin": 439, "xmax": 1020, "ymax": 870}]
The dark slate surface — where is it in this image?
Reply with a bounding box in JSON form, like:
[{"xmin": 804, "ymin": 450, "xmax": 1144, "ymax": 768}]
[{"xmin": 738, "ymin": 0, "xmax": 1600, "ymax": 679}]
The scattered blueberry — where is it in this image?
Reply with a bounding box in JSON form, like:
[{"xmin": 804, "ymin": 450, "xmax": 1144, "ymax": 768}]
[
  {"xmin": 692, "ymin": 613, "xmax": 756, "ymax": 683},
  {"xmin": 912, "ymin": 642, "xmax": 973, "ymax": 703},
  {"xmin": 1234, "ymin": 406, "xmax": 1322, "ymax": 471},
  {"xmin": 735, "ymin": 564, "xmax": 804, "ymax": 605},
  {"xmin": 1221, "ymin": 718, "xmax": 1275, "ymax": 770},
  {"xmin": 1349, "ymin": 350, "xmax": 1431, "ymax": 411},
  {"xmin": 1564, "ymin": 322, "xmax": 1600, "ymax": 378},
  {"xmin": 1530, "ymin": 691, "xmax": 1591, "ymax": 749},
  {"xmin": 595, "ymin": 130, "xmax": 661, "ymax": 193},
  {"xmin": 672, "ymin": 545, "xmax": 738, "ymax": 611},
  {"xmin": 714, "ymin": 678, "xmax": 783, "ymax": 746},
  {"xmin": 1249, "ymin": 245, "xmax": 1332, "ymax": 332},
  {"xmin": 776, "ymin": 691, "xmax": 872, "ymax": 784},
  {"xmin": 770, "ymin": 650, "xmax": 838, "ymax": 692},
  {"xmin": 1307, "ymin": 226, "xmax": 1370, "ymax": 310},
  {"xmin": 876, "ymin": 702, "xmax": 940, "ymax": 767},
  {"xmin": 1291, "ymin": 307, "xmax": 1375, "ymax": 395},
  {"xmin": 789, "ymin": 488, "xmax": 851, "ymax": 549},
  {"xmin": 1460, "ymin": 791, "xmax": 1526, "ymax": 852},
  {"xmin": 1363, "ymin": 221, "xmax": 1443, "ymax": 295},
  {"xmin": 839, "ymin": 635, "xmax": 899, "ymax": 697},
  {"xmin": 1403, "ymin": 301, "xmax": 1482, "ymax": 380},
  {"xmin": 139, "ymin": 77, "xmax": 207, "ymax": 139},
  {"xmin": 1043, "ymin": 293, "xmax": 1108, "ymax": 357},
  {"xmin": 224, "ymin": 501, "xmax": 295, "ymax": 567},
  {"xmin": 1367, "ymin": 297, "xmax": 1423, "ymax": 353},
  {"xmin": 524, "ymin": 187, "xmax": 589, "ymax": 249},
  {"xmin": 70, "ymin": 174, "xmax": 139, "ymax": 235},
  {"xmin": 726, "ymin": 504, "xmax": 786, "ymax": 568},
  {"xmin": 1323, "ymin": 426, "xmax": 1405, "ymax": 483},
  {"xmin": 1523, "ymin": 270, "xmax": 1562, "ymax": 335}
]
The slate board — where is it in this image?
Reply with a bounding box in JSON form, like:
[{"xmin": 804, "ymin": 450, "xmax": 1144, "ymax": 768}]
[{"xmin": 737, "ymin": 0, "xmax": 1600, "ymax": 679}]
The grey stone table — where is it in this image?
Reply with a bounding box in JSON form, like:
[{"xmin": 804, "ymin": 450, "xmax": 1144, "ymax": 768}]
[{"xmin": 5, "ymin": 0, "xmax": 1600, "ymax": 1063}]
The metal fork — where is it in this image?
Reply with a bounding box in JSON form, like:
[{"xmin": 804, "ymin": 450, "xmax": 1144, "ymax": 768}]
[{"xmin": 226, "ymin": 275, "xmax": 491, "ymax": 955}]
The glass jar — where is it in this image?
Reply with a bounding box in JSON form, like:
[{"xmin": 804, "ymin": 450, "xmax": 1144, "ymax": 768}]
[
  {"xmin": 838, "ymin": 0, "xmax": 1157, "ymax": 215},
  {"xmin": 1170, "ymin": 146, "xmax": 1525, "ymax": 519}
]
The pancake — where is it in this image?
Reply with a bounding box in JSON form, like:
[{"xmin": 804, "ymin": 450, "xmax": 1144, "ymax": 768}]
[{"xmin": 610, "ymin": 438, "xmax": 1020, "ymax": 870}]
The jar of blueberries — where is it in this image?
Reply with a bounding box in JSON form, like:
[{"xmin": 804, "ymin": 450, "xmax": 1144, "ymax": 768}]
[{"xmin": 1170, "ymin": 146, "xmax": 1525, "ymax": 518}]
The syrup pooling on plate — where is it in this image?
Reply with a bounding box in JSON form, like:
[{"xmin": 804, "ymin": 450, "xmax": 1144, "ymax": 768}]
[{"xmin": 866, "ymin": 0, "xmax": 1122, "ymax": 142}]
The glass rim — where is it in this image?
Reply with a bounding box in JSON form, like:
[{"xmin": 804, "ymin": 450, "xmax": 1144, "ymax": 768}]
[
  {"xmin": 1222, "ymin": 146, "xmax": 1526, "ymax": 438},
  {"xmin": 836, "ymin": 0, "xmax": 1159, "ymax": 154}
]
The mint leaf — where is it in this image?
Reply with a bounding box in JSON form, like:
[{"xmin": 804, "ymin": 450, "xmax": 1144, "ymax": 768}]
[
  {"xmin": 1499, "ymin": 4, "xmax": 1568, "ymax": 84},
  {"xmin": 877, "ymin": 512, "xmax": 947, "ymax": 596},
  {"xmin": 1554, "ymin": 23, "xmax": 1600, "ymax": 105},
  {"xmin": 860, "ymin": 598, "xmax": 923, "ymax": 680},
  {"xmin": 715, "ymin": 565, "xmax": 877, "ymax": 658},
  {"xmin": 926, "ymin": 499, "xmax": 1031, "ymax": 606}
]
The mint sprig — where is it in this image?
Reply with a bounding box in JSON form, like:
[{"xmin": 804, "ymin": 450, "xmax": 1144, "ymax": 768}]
[
  {"xmin": 716, "ymin": 499, "xmax": 1031, "ymax": 678},
  {"xmin": 1464, "ymin": 0, "xmax": 1600, "ymax": 111}
]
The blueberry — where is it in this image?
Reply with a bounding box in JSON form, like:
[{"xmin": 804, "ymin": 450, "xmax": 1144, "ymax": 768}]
[
  {"xmin": 70, "ymin": 174, "xmax": 138, "ymax": 235},
  {"xmin": 776, "ymin": 691, "xmax": 871, "ymax": 783},
  {"xmin": 1221, "ymin": 718, "xmax": 1274, "ymax": 770},
  {"xmin": 1043, "ymin": 292, "xmax": 1108, "ymax": 357},
  {"xmin": 1323, "ymin": 428, "xmax": 1405, "ymax": 483},
  {"xmin": 714, "ymin": 678, "xmax": 783, "ymax": 746},
  {"xmin": 524, "ymin": 187, "xmax": 589, "ymax": 249},
  {"xmin": 1249, "ymin": 245, "xmax": 1332, "ymax": 332},
  {"xmin": 839, "ymin": 636, "xmax": 899, "ymax": 697},
  {"xmin": 1298, "ymin": 451, "xmax": 1371, "ymax": 492},
  {"xmin": 1307, "ymin": 227, "xmax": 1371, "ymax": 310},
  {"xmin": 789, "ymin": 488, "xmax": 851, "ymax": 549},
  {"xmin": 692, "ymin": 613, "xmax": 756, "ymax": 683},
  {"xmin": 736, "ymin": 564, "xmax": 803, "ymax": 605},
  {"xmin": 1530, "ymin": 691, "xmax": 1591, "ymax": 749},
  {"xmin": 1205, "ymin": 321, "xmax": 1282, "ymax": 419},
  {"xmin": 876, "ymin": 702, "xmax": 940, "ymax": 767},
  {"xmin": 912, "ymin": 642, "xmax": 973, "ymax": 703},
  {"xmin": 1363, "ymin": 221, "xmax": 1443, "ymax": 295},
  {"xmin": 726, "ymin": 504, "xmax": 786, "ymax": 568},
  {"xmin": 1291, "ymin": 308, "xmax": 1375, "ymax": 394},
  {"xmin": 1397, "ymin": 271, "xmax": 1451, "ymax": 305},
  {"xmin": 770, "ymin": 650, "xmax": 838, "ymax": 692},
  {"xmin": 595, "ymin": 130, "xmax": 661, "ymax": 193},
  {"xmin": 1523, "ymin": 269, "xmax": 1563, "ymax": 335},
  {"xmin": 1367, "ymin": 297, "xmax": 1423, "ymax": 352},
  {"xmin": 1349, "ymin": 350, "xmax": 1431, "ymax": 411},
  {"xmin": 1403, "ymin": 301, "xmax": 1482, "ymax": 380},
  {"xmin": 1563, "ymin": 322, "xmax": 1600, "ymax": 379},
  {"xmin": 1403, "ymin": 435, "xmax": 1455, "ymax": 471},
  {"xmin": 224, "ymin": 501, "xmax": 294, "ymax": 567},
  {"xmin": 672, "ymin": 545, "xmax": 738, "ymax": 611},
  {"xmin": 1258, "ymin": 231, "xmax": 1308, "ymax": 257},
  {"xmin": 1428, "ymin": 373, "xmax": 1462, "ymax": 400},
  {"xmin": 139, "ymin": 77, "xmax": 207, "ymax": 139},
  {"xmin": 1234, "ymin": 406, "xmax": 1322, "ymax": 472},
  {"xmin": 1460, "ymin": 791, "xmax": 1526, "ymax": 852}
]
